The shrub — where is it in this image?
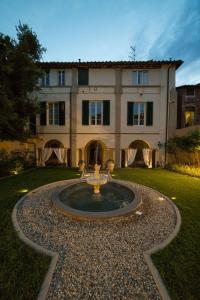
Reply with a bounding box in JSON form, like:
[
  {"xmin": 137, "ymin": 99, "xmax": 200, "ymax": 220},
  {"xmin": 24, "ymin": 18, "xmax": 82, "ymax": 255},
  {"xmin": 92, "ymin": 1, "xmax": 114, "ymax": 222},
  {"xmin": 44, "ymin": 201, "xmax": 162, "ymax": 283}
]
[
  {"xmin": 0, "ymin": 157, "xmax": 24, "ymax": 177},
  {"xmin": 167, "ymin": 130, "xmax": 200, "ymax": 153},
  {"xmin": 166, "ymin": 164, "xmax": 200, "ymax": 178}
]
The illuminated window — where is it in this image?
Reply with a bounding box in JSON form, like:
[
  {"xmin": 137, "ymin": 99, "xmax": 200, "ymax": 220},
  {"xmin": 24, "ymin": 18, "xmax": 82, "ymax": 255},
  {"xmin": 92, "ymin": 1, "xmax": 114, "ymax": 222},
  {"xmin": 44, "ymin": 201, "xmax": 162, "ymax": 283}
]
[
  {"xmin": 184, "ymin": 108, "xmax": 195, "ymax": 127},
  {"xmin": 49, "ymin": 103, "xmax": 59, "ymax": 125},
  {"xmin": 133, "ymin": 103, "xmax": 145, "ymax": 125},
  {"xmin": 89, "ymin": 101, "xmax": 103, "ymax": 125}
]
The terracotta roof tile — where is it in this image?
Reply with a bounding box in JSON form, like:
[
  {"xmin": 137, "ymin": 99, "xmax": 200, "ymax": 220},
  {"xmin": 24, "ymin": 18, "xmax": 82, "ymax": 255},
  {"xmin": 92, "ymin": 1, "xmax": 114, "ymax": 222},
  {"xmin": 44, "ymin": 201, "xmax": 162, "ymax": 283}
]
[{"xmin": 37, "ymin": 60, "xmax": 183, "ymax": 69}]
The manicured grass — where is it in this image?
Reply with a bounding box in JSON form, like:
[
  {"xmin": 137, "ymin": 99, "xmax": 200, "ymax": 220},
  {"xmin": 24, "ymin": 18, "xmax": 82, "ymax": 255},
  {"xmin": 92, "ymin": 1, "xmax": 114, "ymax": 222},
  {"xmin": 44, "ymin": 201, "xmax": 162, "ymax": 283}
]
[
  {"xmin": 114, "ymin": 168, "xmax": 200, "ymax": 300},
  {"xmin": 0, "ymin": 168, "xmax": 80, "ymax": 300}
]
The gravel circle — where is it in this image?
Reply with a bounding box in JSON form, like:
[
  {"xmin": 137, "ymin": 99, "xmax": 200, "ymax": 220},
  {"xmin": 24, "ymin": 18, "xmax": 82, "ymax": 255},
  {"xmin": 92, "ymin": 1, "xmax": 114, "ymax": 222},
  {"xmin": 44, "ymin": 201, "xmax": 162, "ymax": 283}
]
[{"xmin": 16, "ymin": 179, "xmax": 177, "ymax": 300}]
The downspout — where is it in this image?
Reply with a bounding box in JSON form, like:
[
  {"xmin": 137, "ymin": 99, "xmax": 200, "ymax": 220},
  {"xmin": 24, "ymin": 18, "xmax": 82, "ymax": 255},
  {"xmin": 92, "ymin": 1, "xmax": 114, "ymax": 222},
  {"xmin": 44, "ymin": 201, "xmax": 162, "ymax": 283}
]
[
  {"xmin": 164, "ymin": 65, "xmax": 171, "ymax": 165},
  {"xmin": 69, "ymin": 90, "xmax": 72, "ymax": 167}
]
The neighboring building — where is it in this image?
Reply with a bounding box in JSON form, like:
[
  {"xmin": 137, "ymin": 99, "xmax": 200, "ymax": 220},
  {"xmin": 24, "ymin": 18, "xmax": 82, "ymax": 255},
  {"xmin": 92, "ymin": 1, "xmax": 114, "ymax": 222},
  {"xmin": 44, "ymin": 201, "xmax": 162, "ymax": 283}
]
[
  {"xmin": 177, "ymin": 84, "xmax": 200, "ymax": 129},
  {"xmin": 0, "ymin": 60, "xmax": 183, "ymax": 168}
]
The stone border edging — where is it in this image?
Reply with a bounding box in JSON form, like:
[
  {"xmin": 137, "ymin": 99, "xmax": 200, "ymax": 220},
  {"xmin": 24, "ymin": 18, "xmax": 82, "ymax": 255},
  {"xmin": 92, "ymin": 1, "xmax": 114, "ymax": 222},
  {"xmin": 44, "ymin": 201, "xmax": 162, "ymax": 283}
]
[
  {"xmin": 12, "ymin": 179, "xmax": 181, "ymax": 300},
  {"xmin": 142, "ymin": 188, "xmax": 182, "ymax": 300},
  {"xmin": 11, "ymin": 180, "xmax": 78, "ymax": 300}
]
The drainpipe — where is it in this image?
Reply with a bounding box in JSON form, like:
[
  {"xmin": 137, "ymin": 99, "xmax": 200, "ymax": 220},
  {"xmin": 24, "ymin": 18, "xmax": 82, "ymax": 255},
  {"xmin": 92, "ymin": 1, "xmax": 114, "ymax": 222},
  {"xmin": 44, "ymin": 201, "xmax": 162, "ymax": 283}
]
[
  {"xmin": 164, "ymin": 65, "xmax": 171, "ymax": 165},
  {"xmin": 69, "ymin": 90, "xmax": 72, "ymax": 167}
]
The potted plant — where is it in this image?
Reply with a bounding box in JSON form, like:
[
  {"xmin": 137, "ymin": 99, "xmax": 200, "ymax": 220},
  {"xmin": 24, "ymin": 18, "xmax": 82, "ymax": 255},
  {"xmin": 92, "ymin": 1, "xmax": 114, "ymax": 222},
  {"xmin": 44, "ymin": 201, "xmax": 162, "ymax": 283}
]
[
  {"xmin": 78, "ymin": 160, "xmax": 85, "ymax": 171},
  {"xmin": 106, "ymin": 159, "xmax": 115, "ymax": 172}
]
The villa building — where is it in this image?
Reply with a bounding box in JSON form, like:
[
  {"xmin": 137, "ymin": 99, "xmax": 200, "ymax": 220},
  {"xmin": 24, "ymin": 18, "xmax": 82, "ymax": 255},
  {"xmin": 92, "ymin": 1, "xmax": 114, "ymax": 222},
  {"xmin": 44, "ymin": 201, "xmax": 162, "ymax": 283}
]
[
  {"xmin": 31, "ymin": 60, "xmax": 182, "ymax": 168},
  {"xmin": 0, "ymin": 60, "xmax": 183, "ymax": 168}
]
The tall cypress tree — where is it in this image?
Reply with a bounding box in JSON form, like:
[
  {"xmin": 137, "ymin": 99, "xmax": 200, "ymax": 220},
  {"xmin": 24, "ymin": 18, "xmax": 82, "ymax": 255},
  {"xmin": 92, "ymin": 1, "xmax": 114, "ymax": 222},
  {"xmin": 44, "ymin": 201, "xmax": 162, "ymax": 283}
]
[{"xmin": 0, "ymin": 23, "xmax": 46, "ymax": 141}]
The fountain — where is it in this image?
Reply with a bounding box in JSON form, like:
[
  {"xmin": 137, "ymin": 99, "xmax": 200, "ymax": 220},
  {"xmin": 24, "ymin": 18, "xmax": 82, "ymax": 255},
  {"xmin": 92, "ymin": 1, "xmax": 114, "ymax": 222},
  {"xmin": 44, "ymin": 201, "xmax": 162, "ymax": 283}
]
[
  {"xmin": 52, "ymin": 143, "xmax": 142, "ymax": 220},
  {"xmin": 86, "ymin": 163, "xmax": 107, "ymax": 194},
  {"xmin": 86, "ymin": 144, "xmax": 108, "ymax": 194}
]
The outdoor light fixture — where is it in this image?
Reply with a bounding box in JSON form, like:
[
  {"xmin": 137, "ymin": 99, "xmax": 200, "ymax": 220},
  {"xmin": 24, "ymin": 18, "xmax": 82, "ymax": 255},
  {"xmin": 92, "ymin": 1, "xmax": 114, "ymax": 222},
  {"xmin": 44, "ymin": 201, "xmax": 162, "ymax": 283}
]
[
  {"xmin": 19, "ymin": 189, "xmax": 29, "ymax": 193},
  {"xmin": 157, "ymin": 141, "xmax": 162, "ymax": 149}
]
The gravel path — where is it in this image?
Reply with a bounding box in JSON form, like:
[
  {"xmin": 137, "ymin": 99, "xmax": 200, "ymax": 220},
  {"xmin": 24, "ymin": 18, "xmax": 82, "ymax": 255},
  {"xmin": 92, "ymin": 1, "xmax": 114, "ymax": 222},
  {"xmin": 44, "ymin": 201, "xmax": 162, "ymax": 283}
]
[{"xmin": 16, "ymin": 179, "xmax": 177, "ymax": 300}]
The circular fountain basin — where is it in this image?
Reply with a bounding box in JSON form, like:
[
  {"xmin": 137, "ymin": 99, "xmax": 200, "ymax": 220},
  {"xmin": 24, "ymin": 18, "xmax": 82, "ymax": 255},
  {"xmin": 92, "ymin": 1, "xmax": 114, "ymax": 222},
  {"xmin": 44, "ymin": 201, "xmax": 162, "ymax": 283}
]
[
  {"xmin": 52, "ymin": 180, "xmax": 142, "ymax": 220},
  {"xmin": 86, "ymin": 174, "xmax": 108, "ymax": 186}
]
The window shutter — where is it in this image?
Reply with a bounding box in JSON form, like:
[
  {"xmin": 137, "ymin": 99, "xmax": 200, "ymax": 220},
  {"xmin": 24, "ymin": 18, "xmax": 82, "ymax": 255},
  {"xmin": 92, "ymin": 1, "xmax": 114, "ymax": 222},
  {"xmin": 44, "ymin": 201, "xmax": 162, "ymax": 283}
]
[
  {"xmin": 103, "ymin": 100, "xmax": 110, "ymax": 125},
  {"xmin": 62, "ymin": 71, "xmax": 65, "ymax": 86},
  {"xmin": 132, "ymin": 72, "xmax": 137, "ymax": 85},
  {"xmin": 46, "ymin": 71, "xmax": 50, "ymax": 86},
  {"xmin": 146, "ymin": 102, "xmax": 153, "ymax": 126},
  {"xmin": 59, "ymin": 101, "xmax": 65, "ymax": 125},
  {"xmin": 78, "ymin": 69, "xmax": 89, "ymax": 85},
  {"xmin": 82, "ymin": 100, "xmax": 89, "ymax": 125},
  {"xmin": 58, "ymin": 71, "xmax": 61, "ymax": 86},
  {"xmin": 40, "ymin": 102, "xmax": 46, "ymax": 125},
  {"xmin": 41, "ymin": 75, "xmax": 45, "ymax": 86},
  {"xmin": 127, "ymin": 102, "xmax": 134, "ymax": 125}
]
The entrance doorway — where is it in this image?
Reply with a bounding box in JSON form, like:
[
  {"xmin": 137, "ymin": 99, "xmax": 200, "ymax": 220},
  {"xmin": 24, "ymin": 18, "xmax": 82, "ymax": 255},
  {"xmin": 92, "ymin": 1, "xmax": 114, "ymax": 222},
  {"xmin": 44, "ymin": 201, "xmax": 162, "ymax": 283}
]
[
  {"xmin": 87, "ymin": 141, "xmax": 103, "ymax": 167},
  {"xmin": 128, "ymin": 140, "xmax": 149, "ymax": 167}
]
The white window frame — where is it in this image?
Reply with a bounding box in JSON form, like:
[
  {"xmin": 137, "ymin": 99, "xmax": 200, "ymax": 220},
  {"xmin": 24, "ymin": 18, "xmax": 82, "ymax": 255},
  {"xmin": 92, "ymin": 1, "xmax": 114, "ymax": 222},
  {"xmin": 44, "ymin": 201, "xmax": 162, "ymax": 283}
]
[
  {"xmin": 133, "ymin": 102, "xmax": 146, "ymax": 126},
  {"xmin": 89, "ymin": 101, "xmax": 103, "ymax": 125},
  {"xmin": 58, "ymin": 70, "xmax": 65, "ymax": 86},
  {"xmin": 48, "ymin": 102, "xmax": 59, "ymax": 125},
  {"xmin": 41, "ymin": 71, "xmax": 50, "ymax": 86},
  {"xmin": 132, "ymin": 70, "xmax": 148, "ymax": 85}
]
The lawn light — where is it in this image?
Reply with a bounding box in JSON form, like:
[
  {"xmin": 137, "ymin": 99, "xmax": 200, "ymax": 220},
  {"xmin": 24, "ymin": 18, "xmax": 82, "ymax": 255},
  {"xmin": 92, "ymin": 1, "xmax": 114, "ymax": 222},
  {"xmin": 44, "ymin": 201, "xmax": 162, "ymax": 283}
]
[{"xmin": 19, "ymin": 189, "xmax": 29, "ymax": 193}]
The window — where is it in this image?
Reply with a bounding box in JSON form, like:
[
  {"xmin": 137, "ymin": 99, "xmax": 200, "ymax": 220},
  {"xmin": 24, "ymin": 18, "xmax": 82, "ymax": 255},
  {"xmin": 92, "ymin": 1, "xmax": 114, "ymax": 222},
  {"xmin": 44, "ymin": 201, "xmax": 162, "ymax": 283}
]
[
  {"xmin": 58, "ymin": 70, "xmax": 65, "ymax": 86},
  {"xmin": 41, "ymin": 71, "xmax": 50, "ymax": 86},
  {"xmin": 184, "ymin": 108, "xmax": 195, "ymax": 127},
  {"xmin": 186, "ymin": 87, "xmax": 195, "ymax": 96},
  {"xmin": 127, "ymin": 101, "xmax": 153, "ymax": 126},
  {"xmin": 89, "ymin": 101, "xmax": 103, "ymax": 125},
  {"xmin": 49, "ymin": 103, "xmax": 59, "ymax": 125},
  {"xmin": 132, "ymin": 71, "xmax": 148, "ymax": 85},
  {"xmin": 133, "ymin": 103, "xmax": 145, "ymax": 125},
  {"xmin": 82, "ymin": 100, "xmax": 110, "ymax": 126},
  {"xmin": 78, "ymin": 69, "xmax": 89, "ymax": 85},
  {"xmin": 40, "ymin": 101, "xmax": 65, "ymax": 126}
]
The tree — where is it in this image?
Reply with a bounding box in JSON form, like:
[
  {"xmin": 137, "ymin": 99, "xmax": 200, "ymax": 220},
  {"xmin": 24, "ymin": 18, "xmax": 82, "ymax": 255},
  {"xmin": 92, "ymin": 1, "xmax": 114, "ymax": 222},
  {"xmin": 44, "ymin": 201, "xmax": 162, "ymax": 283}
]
[{"xmin": 0, "ymin": 23, "xmax": 46, "ymax": 141}]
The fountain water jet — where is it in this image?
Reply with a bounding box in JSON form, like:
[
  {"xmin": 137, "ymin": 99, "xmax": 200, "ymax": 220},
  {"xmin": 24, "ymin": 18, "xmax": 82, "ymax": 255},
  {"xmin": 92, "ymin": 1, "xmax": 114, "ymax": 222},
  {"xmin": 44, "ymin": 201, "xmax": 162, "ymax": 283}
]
[{"xmin": 86, "ymin": 142, "xmax": 107, "ymax": 194}]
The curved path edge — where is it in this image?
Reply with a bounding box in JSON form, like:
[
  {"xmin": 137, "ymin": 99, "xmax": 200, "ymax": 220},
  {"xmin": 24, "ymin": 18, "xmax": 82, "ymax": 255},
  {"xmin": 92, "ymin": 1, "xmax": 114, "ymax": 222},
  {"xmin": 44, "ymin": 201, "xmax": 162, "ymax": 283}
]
[
  {"xmin": 12, "ymin": 179, "xmax": 181, "ymax": 300},
  {"xmin": 143, "ymin": 188, "xmax": 182, "ymax": 300}
]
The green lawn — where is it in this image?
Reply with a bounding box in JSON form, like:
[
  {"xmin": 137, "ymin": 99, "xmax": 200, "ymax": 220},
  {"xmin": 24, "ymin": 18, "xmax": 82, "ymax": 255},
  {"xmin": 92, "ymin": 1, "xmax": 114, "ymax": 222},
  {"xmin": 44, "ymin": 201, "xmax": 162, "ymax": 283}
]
[
  {"xmin": 0, "ymin": 168, "xmax": 80, "ymax": 300},
  {"xmin": 114, "ymin": 168, "xmax": 200, "ymax": 300},
  {"xmin": 0, "ymin": 168, "xmax": 200, "ymax": 300}
]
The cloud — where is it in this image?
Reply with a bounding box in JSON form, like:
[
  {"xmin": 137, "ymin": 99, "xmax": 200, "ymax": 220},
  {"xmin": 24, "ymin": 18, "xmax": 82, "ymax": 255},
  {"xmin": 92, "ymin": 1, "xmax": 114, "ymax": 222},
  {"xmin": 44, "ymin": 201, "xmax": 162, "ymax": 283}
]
[
  {"xmin": 144, "ymin": 0, "xmax": 200, "ymax": 84},
  {"xmin": 176, "ymin": 58, "xmax": 200, "ymax": 86}
]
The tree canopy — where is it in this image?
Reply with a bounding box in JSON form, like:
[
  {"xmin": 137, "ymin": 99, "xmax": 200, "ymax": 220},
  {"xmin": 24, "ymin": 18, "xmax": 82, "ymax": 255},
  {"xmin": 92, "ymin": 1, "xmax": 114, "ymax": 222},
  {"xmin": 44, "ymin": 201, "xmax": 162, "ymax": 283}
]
[{"xmin": 0, "ymin": 23, "xmax": 46, "ymax": 141}]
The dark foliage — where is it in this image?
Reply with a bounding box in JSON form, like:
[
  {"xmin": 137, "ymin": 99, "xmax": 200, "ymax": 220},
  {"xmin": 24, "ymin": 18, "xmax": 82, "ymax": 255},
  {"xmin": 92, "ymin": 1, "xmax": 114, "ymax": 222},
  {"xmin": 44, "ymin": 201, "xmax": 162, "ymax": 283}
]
[
  {"xmin": 0, "ymin": 23, "xmax": 46, "ymax": 141},
  {"xmin": 167, "ymin": 130, "xmax": 200, "ymax": 153}
]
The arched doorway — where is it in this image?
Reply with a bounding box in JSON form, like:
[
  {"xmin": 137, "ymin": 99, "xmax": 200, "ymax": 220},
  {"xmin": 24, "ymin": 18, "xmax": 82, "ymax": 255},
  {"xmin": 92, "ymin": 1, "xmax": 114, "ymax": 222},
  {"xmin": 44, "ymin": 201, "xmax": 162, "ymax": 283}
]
[
  {"xmin": 85, "ymin": 140, "xmax": 103, "ymax": 168},
  {"xmin": 128, "ymin": 140, "xmax": 149, "ymax": 167},
  {"xmin": 44, "ymin": 140, "xmax": 64, "ymax": 166}
]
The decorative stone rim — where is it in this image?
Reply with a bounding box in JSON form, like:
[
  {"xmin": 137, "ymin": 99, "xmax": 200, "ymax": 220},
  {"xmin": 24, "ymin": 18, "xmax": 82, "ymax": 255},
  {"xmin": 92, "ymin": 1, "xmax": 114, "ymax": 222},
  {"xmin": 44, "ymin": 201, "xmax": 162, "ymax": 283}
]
[
  {"xmin": 52, "ymin": 179, "xmax": 142, "ymax": 221},
  {"xmin": 11, "ymin": 179, "xmax": 181, "ymax": 300}
]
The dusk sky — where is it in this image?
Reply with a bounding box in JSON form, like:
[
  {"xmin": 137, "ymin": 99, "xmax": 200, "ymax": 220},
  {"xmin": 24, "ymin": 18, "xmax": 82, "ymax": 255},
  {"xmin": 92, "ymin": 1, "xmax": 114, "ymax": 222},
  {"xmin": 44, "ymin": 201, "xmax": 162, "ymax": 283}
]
[{"xmin": 0, "ymin": 0, "xmax": 199, "ymax": 86}]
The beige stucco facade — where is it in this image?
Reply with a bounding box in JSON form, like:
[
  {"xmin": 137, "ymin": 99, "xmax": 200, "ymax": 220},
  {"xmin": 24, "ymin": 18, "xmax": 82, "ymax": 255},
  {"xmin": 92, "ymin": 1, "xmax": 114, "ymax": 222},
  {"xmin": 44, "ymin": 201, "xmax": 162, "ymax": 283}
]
[{"xmin": 0, "ymin": 60, "xmax": 182, "ymax": 168}]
